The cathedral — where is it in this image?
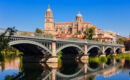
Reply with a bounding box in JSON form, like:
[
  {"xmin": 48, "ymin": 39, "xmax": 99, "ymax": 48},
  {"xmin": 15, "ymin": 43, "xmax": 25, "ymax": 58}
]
[{"xmin": 44, "ymin": 5, "xmax": 100, "ymax": 35}]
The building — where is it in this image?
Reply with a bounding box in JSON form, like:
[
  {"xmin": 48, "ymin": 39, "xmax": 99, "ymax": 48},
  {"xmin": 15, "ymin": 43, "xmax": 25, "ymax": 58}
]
[
  {"xmin": 44, "ymin": 5, "xmax": 100, "ymax": 35},
  {"xmin": 93, "ymin": 31, "xmax": 117, "ymax": 43},
  {"xmin": 43, "ymin": 5, "xmax": 118, "ymax": 43}
]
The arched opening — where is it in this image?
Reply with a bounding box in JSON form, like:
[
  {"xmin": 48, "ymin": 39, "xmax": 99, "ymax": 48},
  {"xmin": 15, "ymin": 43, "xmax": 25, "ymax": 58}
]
[
  {"xmin": 105, "ymin": 48, "xmax": 113, "ymax": 56},
  {"xmin": 56, "ymin": 44, "xmax": 84, "ymax": 60},
  {"xmin": 9, "ymin": 40, "xmax": 51, "ymax": 63},
  {"xmin": 88, "ymin": 47, "xmax": 102, "ymax": 57},
  {"xmin": 57, "ymin": 46, "xmax": 84, "ymax": 78},
  {"xmin": 60, "ymin": 47, "xmax": 81, "ymax": 60},
  {"xmin": 116, "ymin": 48, "xmax": 122, "ymax": 54},
  {"xmin": 12, "ymin": 44, "xmax": 46, "ymax": 56}
]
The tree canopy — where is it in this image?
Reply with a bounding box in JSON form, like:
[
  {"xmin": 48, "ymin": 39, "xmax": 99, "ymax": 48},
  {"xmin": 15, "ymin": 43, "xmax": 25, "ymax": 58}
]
[
  {"xmin": 35, "ymin": 28, "xmax": 42, "ymax": 34},
  {"xmin": 0, "ymin": 27, "xmax": 17, "ymax": 52},
  {"xmin": 83, "ymin": 27, "xmax": 95, "ymax": 40},
  {"xmin": 117, "ymin": 38, "xmax": 125, "ymax": 44}
]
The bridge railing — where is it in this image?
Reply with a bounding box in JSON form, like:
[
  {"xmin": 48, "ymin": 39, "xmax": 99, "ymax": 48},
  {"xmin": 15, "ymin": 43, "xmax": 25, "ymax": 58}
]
[
  {"xmin": 56, "ymin": 37, "xmax": 86, "ymax": 42},
  {"xmin": 4, "ymin": 34, "xmax": 122, "ymax": 46}
]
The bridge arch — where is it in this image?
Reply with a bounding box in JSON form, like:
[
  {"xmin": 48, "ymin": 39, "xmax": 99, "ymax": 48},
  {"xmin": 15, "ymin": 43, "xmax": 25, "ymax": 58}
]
[
  {"xmin": 104, "ymin": 46, "xmax": 113, "ymax": 52},
  {"xmin": 104, "ymin": 46, "xmax": 114, "ymax": 55},
  {"xmin": 9, "ymin": 40, "xmax": 52, "ymax": 54},
  {"xmin": 87, "ymin": 45, "xmax": 102, "ymax": 56},
  {"xmin": 115, "ymin": 47, "xmax": 122, "ymax": 53},
  {"xmin": 87, "ymin": 45, "xmax": 102, "ymax": 52},
  {"xmin": 56, "ymin": 44, "xmax": 84, "ymax": 54}
]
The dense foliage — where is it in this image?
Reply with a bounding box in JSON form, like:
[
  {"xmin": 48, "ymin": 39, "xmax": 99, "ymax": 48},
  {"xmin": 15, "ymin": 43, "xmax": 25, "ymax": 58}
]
[
  {"xmin": 0, "ymin": 27, "xmax": 22, "ymax": 57},
  {"xmin": 0, "ymin": 27, "xmax": 17, "ymax": 52},
  {"xmin": 83, "ymin": 27, "xmax": 95, "ymax": 40},
  {"xmin": 117, "ymin": 38, "xmax": 125, "ymax": 44},
  {"xmin": 35, "ymin": 28, "xmax": 42, "ymax": 34}
]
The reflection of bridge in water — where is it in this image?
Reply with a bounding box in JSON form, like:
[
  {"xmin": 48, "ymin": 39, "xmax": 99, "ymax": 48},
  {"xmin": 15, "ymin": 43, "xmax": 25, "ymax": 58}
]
[
  {"xmin": 41, "ymin": 59, "xmax": 124, "ymax": 80},
  {"xmin": 5, "ymin": 57, "xmax": 125, "ymax": 80}
]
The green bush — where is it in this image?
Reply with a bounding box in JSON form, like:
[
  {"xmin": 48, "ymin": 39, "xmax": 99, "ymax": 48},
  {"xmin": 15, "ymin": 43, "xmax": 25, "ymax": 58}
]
[{"xmin": 99, "ymin": 56, "xmax": 107, "ymax": 63}]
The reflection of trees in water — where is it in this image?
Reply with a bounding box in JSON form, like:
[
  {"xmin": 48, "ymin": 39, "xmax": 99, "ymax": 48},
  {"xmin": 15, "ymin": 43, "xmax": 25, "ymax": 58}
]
[
  {"xmin": 0, "ymin": 56, "xmax": 21, "ymax": 71},
  {"xmin": 3, "ymin": 56, "xmax": 52, "ymax": 80}
]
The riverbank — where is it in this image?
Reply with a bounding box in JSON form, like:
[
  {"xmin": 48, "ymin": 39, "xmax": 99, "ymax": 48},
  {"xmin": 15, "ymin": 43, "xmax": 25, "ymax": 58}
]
[
  {"xmin": 0, "ymin": 51, "xmax": 23, "ymax": 56},
  {"xmin": 89, "ymin": 53, "xmax": 130, "ymax": 63}
]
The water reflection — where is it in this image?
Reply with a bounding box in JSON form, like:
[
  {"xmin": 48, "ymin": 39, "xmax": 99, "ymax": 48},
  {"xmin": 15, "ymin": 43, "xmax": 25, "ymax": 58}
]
[{"xmin": 0, "ymin": 56, "xmax": 130, "ymax": 80}]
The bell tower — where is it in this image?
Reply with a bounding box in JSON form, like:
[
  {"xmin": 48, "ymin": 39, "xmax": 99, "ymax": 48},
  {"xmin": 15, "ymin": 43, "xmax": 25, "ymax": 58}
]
[{"xmin": 44, "ymin": 5, "xmax": 54, "ymax": 32}]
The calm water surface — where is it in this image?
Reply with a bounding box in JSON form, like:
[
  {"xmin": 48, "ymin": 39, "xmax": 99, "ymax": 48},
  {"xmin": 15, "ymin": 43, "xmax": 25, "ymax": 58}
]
[{"xmin": 0, "ymin": 56, "xmax": 130, "ymax": 80}]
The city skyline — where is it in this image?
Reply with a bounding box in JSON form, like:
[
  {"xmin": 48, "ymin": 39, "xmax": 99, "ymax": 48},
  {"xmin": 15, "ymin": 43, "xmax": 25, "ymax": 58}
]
[{"xmin": 0, "ymin": 0, "xmax": 130, "ymax": 37}]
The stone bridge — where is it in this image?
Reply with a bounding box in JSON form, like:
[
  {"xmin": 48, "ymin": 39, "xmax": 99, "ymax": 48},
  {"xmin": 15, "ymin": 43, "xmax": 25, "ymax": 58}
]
[{"xmin": 6, "ymin": 35, "xmax": 125, "ymax": 60}]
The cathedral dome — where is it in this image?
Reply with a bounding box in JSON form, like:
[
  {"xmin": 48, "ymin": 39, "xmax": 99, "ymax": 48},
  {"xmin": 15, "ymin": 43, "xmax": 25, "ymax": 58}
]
[
  {"xmin": 76, "ymin": 11, "xmax": 82, "ymax": 17},
  {"xmin": 46, "ymin": 5, "xmax": 52, "ymax": 12},
  {"xmin": 76, "ymin": 11, "xmax": 83, "ymax": 22}
]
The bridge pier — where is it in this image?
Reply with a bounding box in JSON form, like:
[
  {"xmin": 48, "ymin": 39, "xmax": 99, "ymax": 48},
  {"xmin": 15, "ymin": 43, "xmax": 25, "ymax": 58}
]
[
  {"xmin": 52, "ymin": 69, "xmax": 56, "ymax": 80},
  {"xmin": 121, "ymin": 45, "xmax": 125, "ymax": 53},
  {"xmin": 46, "ymin": 62, "xmax": 57, "ymax": 80},
  {"xmin": 101, "ymin": 45, "xmax": 105, "ymax": 56},
  {"xmin": 81, "ymin": 42, "xmax": 89, "ymax": 62},
  {"xmin": 47, "ymin": 37, "xmax": 58, "ymax": 63},
  {"xmin": 113, "ymin": 47, "xmax": 117, "ymax": 55}
]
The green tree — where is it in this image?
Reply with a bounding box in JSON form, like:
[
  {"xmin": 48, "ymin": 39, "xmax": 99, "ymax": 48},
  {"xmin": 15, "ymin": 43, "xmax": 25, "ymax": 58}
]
[
  {"xmin": 35, "ymin": 28, "xmax": 42, "ymax": 36},
  {"xmin": 35, "ymin": 28, "xmax": 42, "ymax": 34},
  {"xmin": 117, "ymin": 38, "xmax": 125, "ymax": 44},
  {"xmin": 0, "ymin": 27, "xmax": 17, "ymax": 53},
  {"xmin": 84, "ymin": 27, "xmax": 95, "ymax": 40}
]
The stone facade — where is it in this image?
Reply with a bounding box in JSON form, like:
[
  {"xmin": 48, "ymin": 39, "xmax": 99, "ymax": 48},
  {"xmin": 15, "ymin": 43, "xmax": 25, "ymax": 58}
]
[{"xmin": 44, "ymin": 5, "xmax": 99, "ymax": 35}]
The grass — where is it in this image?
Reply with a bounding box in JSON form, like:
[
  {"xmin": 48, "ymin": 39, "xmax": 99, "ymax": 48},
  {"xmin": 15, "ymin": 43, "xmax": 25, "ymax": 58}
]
[
  {"xmin": 89, "ymin": 53, "xmax": 130, "ymax": 63},
  {"xmin": 0, "ymin": 51, "xmax": 23, "ymax": 57},
  {"xmin": 112, "ymin": 53, "xmax": 130, "ymax": 60}
]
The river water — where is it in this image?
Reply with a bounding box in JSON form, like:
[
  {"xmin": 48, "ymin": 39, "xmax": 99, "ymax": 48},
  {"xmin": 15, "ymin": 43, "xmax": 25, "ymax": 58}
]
[{"xmin": 0, "ymin": 56, "xmax": 130, "ymax": 80}]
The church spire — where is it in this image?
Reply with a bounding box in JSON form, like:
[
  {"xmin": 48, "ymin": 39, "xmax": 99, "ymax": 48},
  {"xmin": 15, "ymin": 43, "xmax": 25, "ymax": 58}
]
[
  {"xmin": 78, "ymin": 11, "xmax": 80, "ymax": 14},
  {"xmin": 48, "ymin": 4, "xmax": 50, "ymax": 9}
]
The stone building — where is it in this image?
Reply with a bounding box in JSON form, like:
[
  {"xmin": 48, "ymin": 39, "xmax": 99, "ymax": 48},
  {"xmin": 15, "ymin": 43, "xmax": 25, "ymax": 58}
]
[{"xmin": 44, "ymin": 5, "xmax": 100, "ymax": 35}]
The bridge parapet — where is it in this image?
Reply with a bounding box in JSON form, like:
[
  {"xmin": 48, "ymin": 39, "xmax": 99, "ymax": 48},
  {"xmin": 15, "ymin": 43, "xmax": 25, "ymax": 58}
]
[{"xmin": 4, "ymin": 35, "xmax": 123, "ymax": 47}]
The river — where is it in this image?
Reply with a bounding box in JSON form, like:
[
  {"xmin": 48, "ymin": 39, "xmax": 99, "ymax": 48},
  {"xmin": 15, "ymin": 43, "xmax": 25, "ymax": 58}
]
[{"xmin": 0, "ymin": 56, "xmax": 130, "ymax": 80}]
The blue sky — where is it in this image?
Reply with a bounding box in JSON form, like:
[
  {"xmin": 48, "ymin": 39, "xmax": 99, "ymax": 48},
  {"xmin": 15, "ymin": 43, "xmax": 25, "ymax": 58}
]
[{"xmin": 0, "ymin": 0, "xmax": 130, "ymax": 37}]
